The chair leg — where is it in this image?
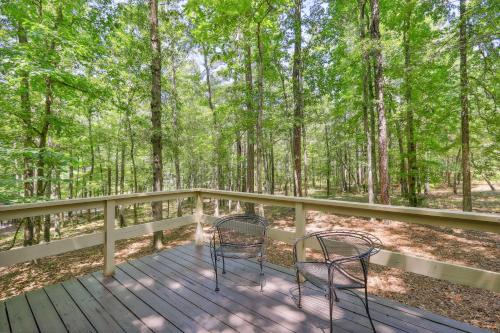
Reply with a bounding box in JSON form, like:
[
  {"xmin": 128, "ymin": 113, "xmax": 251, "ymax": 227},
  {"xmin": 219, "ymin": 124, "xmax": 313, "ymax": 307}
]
[
  {"xmin": 211, "ymin": 250, "xmax": 219, "ymax": 292},
  {"xmin": 364, "ymin": 286, "xmax": 376, "ymax": 332},
  {"xmin": 295, "ymin": 269, "xmax": 302, "ymax": 308},
  {"xmin": 259, "ymin": 256, "xmax": 264, "ymax": 292},
  {"xmin": 222, "ymin": 255, "xmax": 226, "ymax": 274},
  {"xmin": 328, "ymin": 285, "xmax": 334, "ymax": 333}
]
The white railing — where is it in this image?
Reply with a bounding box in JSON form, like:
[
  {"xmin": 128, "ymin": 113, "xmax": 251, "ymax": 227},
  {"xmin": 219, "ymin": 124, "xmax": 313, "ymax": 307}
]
[{"xmin": 0, "ymin": 189, "xmax": 498, "ymax": 292}]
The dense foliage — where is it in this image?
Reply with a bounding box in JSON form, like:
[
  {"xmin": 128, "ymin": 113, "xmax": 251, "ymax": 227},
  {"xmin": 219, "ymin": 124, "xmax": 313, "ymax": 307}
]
[{"xmin": 0, "ymin": 0, "xmax": 498, "ymax": 212}]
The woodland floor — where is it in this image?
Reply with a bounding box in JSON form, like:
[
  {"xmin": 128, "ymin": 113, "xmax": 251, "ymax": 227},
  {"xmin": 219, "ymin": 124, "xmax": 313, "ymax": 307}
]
[{"xmin": 0, "ymin": 184, "xmax": 499, "ymax": 330}]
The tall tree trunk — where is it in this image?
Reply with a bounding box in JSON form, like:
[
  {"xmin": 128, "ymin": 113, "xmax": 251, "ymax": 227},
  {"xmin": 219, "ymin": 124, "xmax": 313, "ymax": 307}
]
[
  {"xmin": 236, "ymin": 134, "xmax": 242, "ymax": 212},
  {"xmin": 203, "ymin": 45, "xmax": 221, "ymax": 216},
  {"xmin": 256, "ymin": 21, "xmax": 265, "ymax": 215},
  {"xmin": 292, "ymin": 0, "xmax": 304, "ymax": 197},
  {"xmin": 396, "ymin": 120, "xmax": 408, "ymax": 197},
  {"xmin": 404, "ymin": 1, "xmax": 418, "ymax": 206},
  {"xmin": 244, "ymin": 41, "xmax": 256, "ymax": 213},
  {"xmin": 18, "ymin": 21, "xmax": 35, "ymax": 246},
  {"xmin": 125, "ymin": 107, "xmax": 139, "ymax": 223},
  {"xmin": 303, "ymin": 124, "xmax": 308, "ymax": 196},
  {"xmin": 149, "ymin": 0, "xmax": 164, "ymax": 248},
  {"xmin": 324, "ymin": 125, "xmax": 332, "ymax": 197},
  {"xmin": 118, "ymin": 142, "xmax": 126, "ymax": 227},
  {"xmin": 171, "ymin": 52, "xmax": 182, "ymax": 217},
  {"xmin": 359, "ymin": 0, "xmax": 374, "ymax": 205},
  {"xmin": 370, "ymin": 0, "xmax": 390, "ymax": 205},
  {"xmin": 114, "ymin": 147, "xmax": 119, "ymax": 194},
  {"xmin": 368, "ymin": 59, "xmax": 378, "ymax": 198},
  {"xmin": 87, "ymin": 111, "xmax": 95, "ymax": 198},
  {"xmin": 459, "ymin": 0, "xmax": 472, "ymax": 211}
]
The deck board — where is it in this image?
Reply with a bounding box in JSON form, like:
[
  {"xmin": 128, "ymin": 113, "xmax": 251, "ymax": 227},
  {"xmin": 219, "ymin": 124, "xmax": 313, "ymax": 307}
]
[
  {"xmin": 44, "ymin": 284, "xmax": 96, "ymax": 333},
  {"xmin": 25, "ymin": 289, "xmax": 67, "ymax": 333},
  {"xmin": 0, "ymin": 244, "xmax": 492, "ymax": 333},
  {"xmin": 5, "ymin": 295, "xmax": 38, "ymax": 333},
  {"xmin": 62, "ymin": 279, "xmax": 123, "ymax": 333},
  {"xmin": 78, "ymin": 274, "xmax": 153, "ymax": 333},
  {"xmin": 93, "ymin": 271, "xmax": 181, "ymax": 333},
  {"xmin": 0, "ymin": 302, "xmax": 10, "ymax": 333}
]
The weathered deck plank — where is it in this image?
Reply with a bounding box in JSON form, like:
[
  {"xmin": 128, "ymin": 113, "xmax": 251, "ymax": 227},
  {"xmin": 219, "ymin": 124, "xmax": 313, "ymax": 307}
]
[
  {"xmin": 92, "ymin": 271, "xmax": 181, "ymax": 333},
  {"xmin": 5, "ymin": 295, "xmax": 38, "ymax": 333},
  {"xmin": 126, "ymin": 260, "xmax": 265, "ymax": 333},
  {"xmin": 78, "ymin": 274, "xmax": 153, "ymax": 333},
  {"xmin": 62, "ymin": 279, "xmax": 123, "ymax": 333},
  {"xmin": 0, "ymin": 244, "xmax": 492, "ymax": 333},
  {"xmin": 25, "ymin": 289, "xmax": 67, "ymax": 333},
  {"xmin": 44, "ymin": 284, "xmax": 96, "ymax": 333},
  {"xmin": 0, "ymin": 302, "xmax": 10, "ymax": 333}
]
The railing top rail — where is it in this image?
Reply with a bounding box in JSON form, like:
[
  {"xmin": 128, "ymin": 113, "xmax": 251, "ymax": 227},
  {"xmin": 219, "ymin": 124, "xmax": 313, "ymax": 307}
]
[
  {"xmin": 0, "ymin": 189, "xmax": 195, "ymax": 220},
  {"xmin": 196, "ymin": 189, "xmax": 500, "ymax": 232},
  {"xmin": 196, "ymin": 188, "xmax": 499, "ymax": 221},
  {"xmin": 1, "ymin": 188, "xmax": 498, "ymax": 232}
]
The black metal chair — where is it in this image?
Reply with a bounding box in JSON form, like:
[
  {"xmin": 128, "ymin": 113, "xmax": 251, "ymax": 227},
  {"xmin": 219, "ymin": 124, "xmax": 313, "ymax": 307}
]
[
  {"xmin": 293, "ymin": 230, "xmax": 382, "ymax": 332},
  {"xmin": 209, "ymin": 214, "xmax": 268, "ymax": 291}
]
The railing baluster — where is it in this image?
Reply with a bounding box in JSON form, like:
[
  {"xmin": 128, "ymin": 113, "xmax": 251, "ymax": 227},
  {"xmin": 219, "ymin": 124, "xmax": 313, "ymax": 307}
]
[
  {"xmin": 195, "ymin": 192, "xmax": 204, "ymax": 246},
  {"xmin": 295, "ymin": 202, "xmax": 306, "ymax": 262},
  {"xmin": 104, "ymin": 200, "xmax": 116, "ymax": 276}
]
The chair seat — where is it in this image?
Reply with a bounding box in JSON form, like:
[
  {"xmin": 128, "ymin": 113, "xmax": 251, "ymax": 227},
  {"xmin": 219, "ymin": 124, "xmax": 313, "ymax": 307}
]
[
  {"xmin": 296, "ymin": 262, "xmax": 364, "ymax": 289},
  {"xmin": 215, "ymin": 245, "xmax": 264, "ymax": 259}
]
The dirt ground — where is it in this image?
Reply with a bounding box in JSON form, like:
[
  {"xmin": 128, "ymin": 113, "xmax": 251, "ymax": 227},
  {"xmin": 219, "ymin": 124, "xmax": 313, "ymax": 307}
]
[{"xmin": 0, "ymin": 186, "xmax": 499, "ymax": 330}]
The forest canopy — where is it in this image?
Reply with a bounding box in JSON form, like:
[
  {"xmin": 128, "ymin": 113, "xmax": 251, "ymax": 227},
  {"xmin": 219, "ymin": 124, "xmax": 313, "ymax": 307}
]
[{"xmin": 0, "ymin": 0, "xmax": 498, "ymax": 213}]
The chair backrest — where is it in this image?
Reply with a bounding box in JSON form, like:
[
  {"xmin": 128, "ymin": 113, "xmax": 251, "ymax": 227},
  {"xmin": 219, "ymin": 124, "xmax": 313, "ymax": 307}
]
[
  {"xmin": 295, "ymin": 230, "xmax": 381, "ymax": 263},
  {"xmin": 215, "ymin": 214, "xmax": 268, "ymax": 247},
  {"xmin": 316, "ymin": 230, "xmax": 381, "ymax": 262}
]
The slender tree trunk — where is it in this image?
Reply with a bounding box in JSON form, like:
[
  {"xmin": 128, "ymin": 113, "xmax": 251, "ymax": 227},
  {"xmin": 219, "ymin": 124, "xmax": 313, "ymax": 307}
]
[
  {"xmin": 244, "ymin": 41, "xmax": 255, "ymax": 213},
  {"xmin": 18, "ymin": 21, "xmax": 35, "ymax": 246},
  {"xmin": 114, "ymin": 147, "xmax": 119, "ymax": 194},
  {"xmin": 149, "ymin": 0, "xmax": 164, "ymax": 248},
  {"xmin": 370, "ymin": 0, "xmax": 390, "ymax": 205},
  {"xmin": 236, "ymin": 134, "xmax": 242, "ymax": 212},
  {"xmin": 359, "ymin": 0, "xmax": 374, "ymax": 205},
  {"xmin": 459, "ymin": 0, "xmax": 472, "ymax": 211},
  {"xmin": 119, "ymin": 142, "xmax": 126, "ymax": 227},
  {"xmin": 203, "ymin": 45, "xmax": 221, "ymax": 216},
  {"xmin": 396, "ymin": 120, "xmax": 408, "ymax": 197},
  {"xmin": 292, "ymin": 0, "xmax": 304, "ymax": 197},
  {"xmin": 324, "ymin": 125, "xmax": 332, "ymax": 197},
  {"xmin": 88, "ymin": 111, "xmax": 95, "ymax": 198},
  {"xmin": 256, "ymin": 21, "xmax": 266, "ymax": 215},
  {"xmin": 171, "ymin": 52, "xmax": 182, "ymax": 217},
  {"xmin": 404, "ymin": 1, "xmax": 418, "ymax": 206},
  {"xmin": 125, "ymin": 105, "xmax": 138, "ymax": 223},
  {"xmin": 303, "ymin": 124, "xmax": 308, "ymax": 196}
]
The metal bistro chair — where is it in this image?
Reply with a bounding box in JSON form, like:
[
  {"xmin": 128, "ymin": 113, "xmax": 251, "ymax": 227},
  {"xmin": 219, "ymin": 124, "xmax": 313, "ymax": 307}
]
[
  {"xmin": 293, "ymin": 230, "xmax": 382, "ymax": 333},
  {"xmin": 209, "ymin": 214, "xmax": 268, "ymax": 292}
]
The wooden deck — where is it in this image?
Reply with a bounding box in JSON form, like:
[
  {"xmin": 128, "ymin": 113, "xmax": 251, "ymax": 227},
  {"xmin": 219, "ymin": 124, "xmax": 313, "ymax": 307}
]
[{"xmin": 0, "ymin": 244, "xmax": 491, "ymax": 333}]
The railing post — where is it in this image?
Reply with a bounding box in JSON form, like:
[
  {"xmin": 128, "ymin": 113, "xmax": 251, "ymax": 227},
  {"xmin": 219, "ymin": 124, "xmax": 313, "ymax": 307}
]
[
  {"xmin": 103, "ymin": 200, "xmax": 116, "ymax": 276},
  {"xmin": 295, "ymin": 202, "xmax": 306, "ymax": 262},
  {"xmin": 194, "ymin": 192, "xmax": 204, "ymax": 246}
]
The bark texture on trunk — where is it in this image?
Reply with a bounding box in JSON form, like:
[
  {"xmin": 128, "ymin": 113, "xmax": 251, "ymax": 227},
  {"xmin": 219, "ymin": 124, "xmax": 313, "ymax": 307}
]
[
  {"xmin": 459, "ymin": 0, "xmax": 472, "ymax": 211},
  {"xmin": 404, "ymin": 1, "xmax": 417, "ymax": 207},
  {"xmin": 370, "ymin": 0, "xmax": 390, "ymax": 205},
  {"xmin": 292, "ymin": 0, "xmax": 303, "ymax": 197},
  {"xmin": 359, "ymin": 0, "xmax": 374, "ymax": 205},
  {"xmin": 244, "ymin": 41, "xmax": 255, "ymax": 213},
  {"xmin": 149, "ymin": 0, "xmax": 164, "ymax": 248}
]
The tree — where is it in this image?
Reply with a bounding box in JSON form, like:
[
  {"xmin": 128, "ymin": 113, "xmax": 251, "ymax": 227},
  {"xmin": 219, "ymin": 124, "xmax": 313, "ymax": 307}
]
[
  {"xmin": 149, "ymin": 0, "xmax": 164, "ymax": 249},
  {"xmin": 459, "ymin": 0, "xmax": 472, "ymax": 211},
  {"xmin": 370, "ymin": 0, "xmax": 390, "ymax": 205},
  {"xmin": 292, "ymin": 0, "xmax": 304, "ymax": 197}
]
